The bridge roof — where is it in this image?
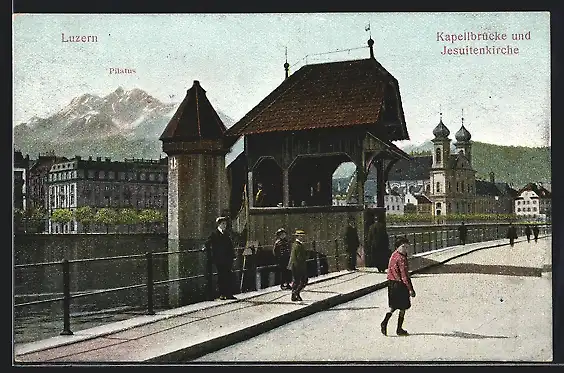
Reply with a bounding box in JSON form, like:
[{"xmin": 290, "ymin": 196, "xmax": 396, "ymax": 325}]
[{"xmin": 225, "ymin": 58, "xmax": 409, "ymax": 140}]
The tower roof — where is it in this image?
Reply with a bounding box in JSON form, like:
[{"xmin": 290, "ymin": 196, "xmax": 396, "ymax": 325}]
[
  {"xmin": 432, "ymin": 118, "xmax": 450, "ymax": 139},
  {"xmin": 159, "ymin": 80, "xmax": 227, "ymax": 142},
  {"xmin": 455, "ymin": 124, "xmax": 472, "ymax": 142}
]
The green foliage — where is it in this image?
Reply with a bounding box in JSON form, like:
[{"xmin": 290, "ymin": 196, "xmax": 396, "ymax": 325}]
[
  {"xmin": 51, "ymin": 209, "xmax": 74, "ymax": 223},
  {"xmin": 472, "ymin": 142, "xmax": 550, "ymax": 187},
  {"xmin": 138, "ymin": 209, "xmax": 165, "ymax": 224},
  {"xmin": 74, "ymin": 206, "xmax": 95, "ymax": 224},
  {"xmin": 95, "ymin": 208, "xmax": 118, "ymax": 232},
  {"xmin": 117, "ymin": 208, "xmax": 139, "ymax": 225},
  {"xmin": 387, "ymin": 213, "xmax": 517, "ymax": 224}
]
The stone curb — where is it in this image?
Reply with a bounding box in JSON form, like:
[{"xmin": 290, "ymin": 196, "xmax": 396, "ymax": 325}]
[{"xmin": 148, "ymin": 238, "xmax": 533, "ymax": 362}]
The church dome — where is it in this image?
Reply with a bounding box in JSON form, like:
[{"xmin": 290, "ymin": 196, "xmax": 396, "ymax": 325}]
[
  {"xmin": 432, "ymin": 119, "xmax": 450, "ymax": 139},
  {"xmin": 455, "ymin": 125, "xmax": 471, "ymax": 142}
]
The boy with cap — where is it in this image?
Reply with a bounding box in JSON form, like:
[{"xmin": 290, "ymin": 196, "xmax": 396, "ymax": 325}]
[
  {"xmin": 288, "ymin": 229, "xmax": 308, "ymax": 301},
  {"xmin": 380, "ymin": 236, "xmax": 416, "ymax": 336}
]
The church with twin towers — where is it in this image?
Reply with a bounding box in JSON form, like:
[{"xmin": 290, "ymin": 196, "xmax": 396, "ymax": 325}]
[{"xmin": 387, "ymin": 110, "xmax": 517, "ymax": 217}]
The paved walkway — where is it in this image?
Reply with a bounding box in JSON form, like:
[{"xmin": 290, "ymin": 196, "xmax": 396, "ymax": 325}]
[
  {"xmin": 196, "ymin": 237, "xmax": 552, "ymax": 362},
  {"xmin": 13, "ymin": 235, "xmax": 551, "ymax": 364}
]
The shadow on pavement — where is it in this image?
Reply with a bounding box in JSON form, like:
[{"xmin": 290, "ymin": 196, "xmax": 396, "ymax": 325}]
[
  {"xmin": 419, "ymin": 263, "xmax": 542, "ymax": 277},
  {"xmin": 406, "ymin": 331, "xmax": 511, "ymax": 339},
  {"xmin": 325, "ymin": 306, "xmax": 381, "ymax": 311}
]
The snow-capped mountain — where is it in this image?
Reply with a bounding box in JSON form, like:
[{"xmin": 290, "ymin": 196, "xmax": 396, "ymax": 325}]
[{"xmin": 13, "ymin": 87, "xmax": 235, "ymax": 159}]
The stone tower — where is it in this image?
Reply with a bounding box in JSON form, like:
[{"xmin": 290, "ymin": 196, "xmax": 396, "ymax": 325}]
[{"xmin": 160, "ymin": 80, "xmax": 231, "ymax": 306}]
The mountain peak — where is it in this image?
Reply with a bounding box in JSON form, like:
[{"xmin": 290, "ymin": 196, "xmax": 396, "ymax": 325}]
[{"xmin": 115, "ymin": 87, "xmax": 125, "ymax": 96}]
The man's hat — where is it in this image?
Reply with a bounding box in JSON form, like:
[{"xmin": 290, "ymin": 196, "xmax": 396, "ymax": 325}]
[
  {"xmin": 293, "ymin": 229, "xmax": 306, "ymax": 236},
  {"xmin": 276, "ymin": 228, "xmax": 286, "ymax": 235},
  {"xmin": 216, "ymin": 216, "xmax": 227, "ymax": 224}
]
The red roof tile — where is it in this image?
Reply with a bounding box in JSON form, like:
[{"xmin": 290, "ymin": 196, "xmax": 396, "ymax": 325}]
[
  {"xmin": 160, "ymin": 80, "xmax": 227, "ymax": 142},
  {"xmin": 226, "ymin": 58, "xmax": 408, "ymax": 140}
]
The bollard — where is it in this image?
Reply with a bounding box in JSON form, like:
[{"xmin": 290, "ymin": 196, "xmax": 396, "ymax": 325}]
[
  {"xmin": 334, "ymin": 239, "xmax": 340, "ymax": 271},
  {"xmin": 60, "ymin": 259, "xmax": 73, "ymax": 336},
  {"xmin": 255, "ymin": 267, "xmax": 262, "ymax": 290},
  {"xmin": 146, "ymin": 252, "xmax": 155, "ymax": 315},
  {"xmin": 412, "ymin": 232, "xmax": 416, "ymax": 253}
]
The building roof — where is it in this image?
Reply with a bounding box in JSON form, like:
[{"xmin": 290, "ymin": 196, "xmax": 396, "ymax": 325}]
[
  {"xmin": 517, "ymin": 182, "xmax": 552, "ymax": 198},
  {"xmin": 159, "ymin": 80, "xmax": 227, "ymax": 142},
  {"xmin": 225, "ymin": 58, "xmax": 408, "ymax": 140},
  {"xmin": 415, "ymin": 194, "xmax": 432, "ymax": 204},
  {"xmin": 475, "ymin": 180, "xmax": 501, "ymax": 196},
  {"xmin": 375, "ymin": 155, "xmax": 433, "ymax": 181}
]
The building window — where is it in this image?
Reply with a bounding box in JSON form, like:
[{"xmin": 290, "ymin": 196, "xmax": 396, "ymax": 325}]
[
  {"xmin": 533, "ymin": 200, "xmax": 537, "ymax": 204},
  {"xmin": 461, "ymin": 181, "xmax": 465, "ymax": 193},
  {"xmin": 88, "ymin": 170, "xmax": 95, "ymax": 179},
  {"xmin": 109, "ymin": 171, "xmax": 115, "ymax": 180},
  {"xmin": 456, "ymin": 182, "xmax": 459, "ymax": 192},
  {"xmin": 527, "ymin": 207, "xmax": 531, "ymax": 212},
  {"xmin": 436, "ymin": 182, "xmax": 441, "ymax": 193},
  {"xmin": 119, "ymin": 172, "xmax": 126, "ymax": 180},
  {"xmin": 140, "ymin": 173, "xmax": 146, "ymax": 181},
  {"xmin": 533, "ymin": 207, "xmax": 537, "ymax": 212},
  {"xmin": 392, "ymin": 205, "xmax": 395, "ymax": 211},
  {"xmin": 99, "ymin": 171, "xmax": 105, "ymax": 179},
  {"xmin": 149, "ymin": 173, "xmax": 155, "ymax": 181},
  {"xmin": 517, "ymin": 201, "xmax": 521, "ymax": 205},
  {"xmin": 517, "ymin": 208, "xmax": 521, "ymax": 212},
  {"xmin": 128, "ymin": 172, "xmax": 136, "ymax": 181},
  {"xmin": 435, "ymin": 148, "xmax": 442, "ymax": 163},
  {"xmin": 447, "ymin": 181, "xmax": 451, "ymax": 191}
]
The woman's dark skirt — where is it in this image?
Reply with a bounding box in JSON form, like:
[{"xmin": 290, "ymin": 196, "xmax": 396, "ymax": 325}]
[{"xmin": 387, "ymin": 280, "xmax": 411, "ymax": 310}]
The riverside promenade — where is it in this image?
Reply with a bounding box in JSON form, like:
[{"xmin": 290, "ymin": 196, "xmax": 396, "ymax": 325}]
[{"xmin": 14, "ymin": 235, "xmax": 552, "ymax": 364}]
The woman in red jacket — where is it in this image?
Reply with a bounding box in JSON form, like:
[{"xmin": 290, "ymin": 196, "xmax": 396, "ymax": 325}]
[{"xmin": 381, "ymin": 236, "xmax": 416, "ymax": 336}]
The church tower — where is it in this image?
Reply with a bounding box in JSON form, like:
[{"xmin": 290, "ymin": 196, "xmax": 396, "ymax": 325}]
[
  {"xmin": 454, "ymin": 110, "xmax": 472, "ymax": 165},
  {"xmin": 160, "ymin": 80, "xmax": 232, "ymax": 306},
  {"xmin": 430, "ymin": 112, "xmax": 451, "ymax": 216}
]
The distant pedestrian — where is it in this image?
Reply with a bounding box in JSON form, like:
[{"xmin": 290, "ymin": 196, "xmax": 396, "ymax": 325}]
[
  {"xmin": 343, "ymin": 217, "xmax": 360, "ymax": 271},
  {"xmin": 458, "ymin": 222, "xmax": 468, "ymax": 245},
  {"xmin": 506, "ymin": 223, "xmax": 518, "ymax": 247},
  {"xmin": 367, "ymin": 215, "xmax": 390, "ymax": 273},
  {"xmin": 533, "ymin": 225, "xmax": 540, "ymax": 242},
  {"xmin": 381, "ymin": 237, "xmax": 416, "ymax": 337},
  {"xmin": 288, "ymin": 229, "xmax": 308, "ymax": 301},
  {"xmin": 205, "ymin": 216, "xmax": 236, "ymax": 300},
  {"xmin": 273, "ymin": 228, "xmax": 292, "ymax": 290},
  {"xmin": 524, "ymin": 225, "xmax": 532, "ymax": 243}
]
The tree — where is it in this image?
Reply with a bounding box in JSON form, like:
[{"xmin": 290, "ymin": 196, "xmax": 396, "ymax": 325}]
[
  {"xmin": 51, "ymin": 209, "xmax": 74, "ymax": 233},
  {"xmin": 138, "ymin": 209, "xmax": 165, "ymax": 233},
  {"xmin": 95, "ymin": 208, "xmax": 118, "ymax": 233},
  {"xmin": 74, "ymin": 206, "xmax": 95, "ymax": 233},
  {"xmin": 117, "ymin": 208, "xmax": 139, "ymax": 233}
]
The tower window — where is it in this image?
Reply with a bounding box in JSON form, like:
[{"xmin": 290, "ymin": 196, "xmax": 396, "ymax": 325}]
[
  {"xmin": 436, "ymin": 182, "xmax": 441, "ymax": 193},
  {"xmin": 436, "ymin": 148, "xmax": 442, "ymax": 163}
]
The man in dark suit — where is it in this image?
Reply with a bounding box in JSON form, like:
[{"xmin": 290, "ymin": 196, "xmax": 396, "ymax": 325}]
[
  {"xmin": 343, "ymin": 217, "xmax": 360, "ymax": 270},
  {"xmin": 458, "ymin": 222, "xmax": 468, "ymax": 245},
  {"xmin": 506, "ymin": 222, "xmax": 518, "ymax": 247},
  {"xmin": 205, "ymin": 216, "xmax": 236, "ymax": 300}
]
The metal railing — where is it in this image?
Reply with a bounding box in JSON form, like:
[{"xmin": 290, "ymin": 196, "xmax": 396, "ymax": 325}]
[{"xmin": 14, "ymin": 223, "xmax": 551, "ymax": 337}]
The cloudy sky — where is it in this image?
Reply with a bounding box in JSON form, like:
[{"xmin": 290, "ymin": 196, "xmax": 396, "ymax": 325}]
[{"xmin": 13, "ymin": 12, "xmax": 550, "ymax": 147}]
